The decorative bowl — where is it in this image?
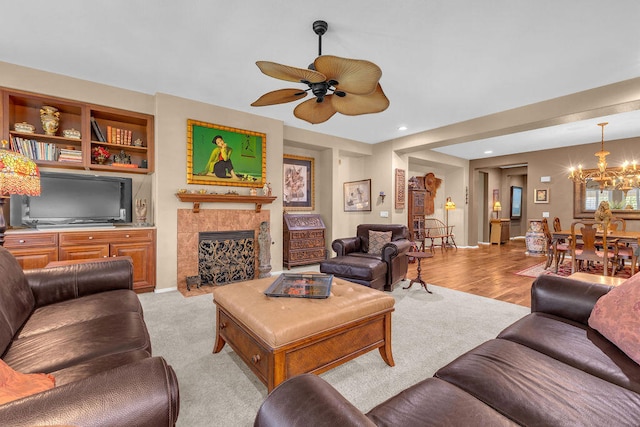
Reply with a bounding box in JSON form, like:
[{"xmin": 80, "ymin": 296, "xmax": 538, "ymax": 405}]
[
  {"xmin": 14, "ymin": 122, "xmax": 35, "ymax": 133},
  {"xmin": 62, "ymin": 128, "xmax": 81, "ymax": 139}
]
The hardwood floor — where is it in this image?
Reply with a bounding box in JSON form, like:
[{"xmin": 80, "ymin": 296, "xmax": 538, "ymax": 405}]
[{"xmin": 404, "ymin": 239, "xmax": 545, "ymax": 308}]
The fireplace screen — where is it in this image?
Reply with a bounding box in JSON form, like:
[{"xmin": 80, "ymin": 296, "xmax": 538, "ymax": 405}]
[{"xmin": 199, "ymin": 230, "xmax": 255, "ymax": 285}]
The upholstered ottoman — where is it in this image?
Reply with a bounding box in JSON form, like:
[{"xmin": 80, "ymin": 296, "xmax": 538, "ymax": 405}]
[
  {"xmin": 319, "ymin": 256, "xmax": 387, "ymax": 290},
  {"xmin": 212, "ymin": 275, "xmax": 395, "ymax": 392}
]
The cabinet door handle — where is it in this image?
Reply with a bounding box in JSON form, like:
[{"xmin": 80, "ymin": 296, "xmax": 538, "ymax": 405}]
[
  {"xmin": 125, "ymin": 234, "xmax": 130, "ymax": 238},
  {"xmin": 219, "ymin": 322, "xmax": 227, "ymax": 330},
  {"xmin": 88, "ymin": 236, "xmax": 93, "ymax": 240},
  {"xmin": 18, "ymin": 239, "xmax": 25, "ymax": 244}
]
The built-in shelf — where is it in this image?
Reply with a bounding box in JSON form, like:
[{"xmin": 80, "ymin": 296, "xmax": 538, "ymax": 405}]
[{"xmin": 176, "ymin": 193, "xmax": 277, "ymax": 213}]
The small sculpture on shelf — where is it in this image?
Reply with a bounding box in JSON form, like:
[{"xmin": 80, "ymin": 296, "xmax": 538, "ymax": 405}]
[
  {"xmin": 135, "ymin": 199, "xmax": 147, "ymax": 225},
  {"xmin": 113, "ymin": 149, "xmax": 131, "ymax": 164},
  {"xmin": 263, "ymin": 182, "xmax": 272, "ymax": 196}
]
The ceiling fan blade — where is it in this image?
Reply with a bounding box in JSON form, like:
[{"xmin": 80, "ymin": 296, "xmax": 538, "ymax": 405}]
[
  {"xmin": 256, "ymin": 61, "xmax": 326, "ymax": 83},
  {"xmin": 332, "ymin": 84, "xmax": 390, "ymax": 116},
  {"xmin": 251, "ymin": 89, "xmax": 308, "ymax": 106},
  {"xmin": 314, "ymin": 55, "xmax": 382, "ymax": 95},
  {"xmin": 294, "ymin": 96, "xmax": 337, "ymax": 124}
]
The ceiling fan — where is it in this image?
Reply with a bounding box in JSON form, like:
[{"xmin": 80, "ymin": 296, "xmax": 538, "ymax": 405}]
[{"xmin": 250, "ymin": 20, "xmax": 389, "ymax": 124}]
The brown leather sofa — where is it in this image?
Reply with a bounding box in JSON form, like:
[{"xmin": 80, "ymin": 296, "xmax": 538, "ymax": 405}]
[
  {"xmin": 254, "ymin": 275, "xmax": 640, "ymax": 426},
  {"xmin": 320, "ymin": 224, "xmax": 412, "ymax": 291},
  {"xmin": 0, "ymin": 246, "xmax": 179, "ymax": 426}
]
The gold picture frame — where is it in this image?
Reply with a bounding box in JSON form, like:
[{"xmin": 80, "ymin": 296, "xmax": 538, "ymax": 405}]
[
  {"xmin": 186, "ymin": 119, "xmax": 266, "ymax": 187},
  {"xmin": 534, "ymin": 188, "xmax": 549, "ymax": 204},
  {"xmin": 283, "ymin": 154, "xmax": 314, "ymax": 211}
]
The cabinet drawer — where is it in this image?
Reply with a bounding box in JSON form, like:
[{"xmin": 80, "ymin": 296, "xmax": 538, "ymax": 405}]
[
  {"xmin": 218, "ymin": 310, "xmax": 269, "ymax": 381},
  {"xmin": 59, "ymin": 229, "xmax": 154, "ymax": 245},
  {"xmin": 4, "ymin": 233, "xmax": 58, "ymax": 248},
  {"xmin": 288, "ymin": 238, "xmax": 325, "ymax": 250},
  {"xmin": 290, "ymin": 230, "xmax": 324, "ymax": 240},
  {"xmin": 289, "ymin": 248, "xmax": 327, "ymax": 262}
]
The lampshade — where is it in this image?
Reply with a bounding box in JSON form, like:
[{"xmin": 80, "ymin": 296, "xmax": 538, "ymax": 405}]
[
  {"xmin": 0, "ymin": 142, "xmax": 41, "ymax": 197},
  {"xmin": 0, "ymin": 140, "xmax": 40, "ymax": 246},
  {"xmin": 445, "ymin": 197, "xmax": 456, "ymax": 210},
  {"xmin": 493, "ymin": 201, "xmax": 502, "ymax": 212}
]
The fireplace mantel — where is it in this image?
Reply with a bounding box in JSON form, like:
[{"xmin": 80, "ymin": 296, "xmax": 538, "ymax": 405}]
[{"xmin": 176, "ymin": 193, "xmax": 277, "ymax": 213}]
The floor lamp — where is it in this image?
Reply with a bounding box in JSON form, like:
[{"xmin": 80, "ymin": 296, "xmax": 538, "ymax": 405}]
[
  {"xmin": 0, "ymin": 140, "xmax": 41, "ymax": 246},
  {"xmin": 444, "ymin": 196, "xmax": 456, "ymax": 248}
]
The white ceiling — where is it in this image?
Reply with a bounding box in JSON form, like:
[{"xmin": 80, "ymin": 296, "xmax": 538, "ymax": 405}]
[{"xmin": 2, "ymin": 1, "xmax": 640, "ymax": 159}]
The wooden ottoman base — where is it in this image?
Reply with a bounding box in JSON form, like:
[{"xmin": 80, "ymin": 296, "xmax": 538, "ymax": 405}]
[{"xmin": 212, "ymin": 276, "xmax": 395, "ymax": 392}]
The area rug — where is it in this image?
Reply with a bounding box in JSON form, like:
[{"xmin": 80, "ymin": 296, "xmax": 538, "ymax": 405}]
[
  {"xmin": 138, "ymin": 282, "xmax": 529, "ymax": 427},
  {"xmin": 516, "ymin": 260, "xmax": 632, "ymax": 279}
]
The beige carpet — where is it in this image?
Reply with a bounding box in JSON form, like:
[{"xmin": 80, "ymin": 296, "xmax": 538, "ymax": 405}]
[{"xmin": 139, "ymin": 280, "xmax": 529, "ymax": 426}]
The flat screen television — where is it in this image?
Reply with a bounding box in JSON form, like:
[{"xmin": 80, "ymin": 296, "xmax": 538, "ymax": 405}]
[{"xmin": 10, "ymin": 171, "xmax": 132, "ymax": 228}]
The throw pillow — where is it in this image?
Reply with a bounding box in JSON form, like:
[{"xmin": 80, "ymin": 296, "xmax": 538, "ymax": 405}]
[
  {"xmin": 368, "ymin": 230, "xmax": 392, "ymax": 255},
  {"xmin": 0, "ymin": 359, "xmax": 55, "ymax": 405},
  {"xmin": 588, "ymin": 272, "xmax": 640, "ymax": 365}
]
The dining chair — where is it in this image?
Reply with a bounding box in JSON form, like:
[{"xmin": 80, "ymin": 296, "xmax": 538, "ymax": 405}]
[
  {"xmin": 570, "ymin": 220, "xmax": 617, "ymax": 276},
  {"xmin": 608, "ymin": 216, "xmax": 626, "ymax": 231},
  {"xmin": 543, "ymin": 218, "xmax": 568, "ymax": 273}
]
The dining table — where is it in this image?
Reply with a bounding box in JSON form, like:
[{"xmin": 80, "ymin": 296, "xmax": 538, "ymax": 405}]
[{"xmin": 551, "ymin": 229, "xmax": 640, "ymax": 276}]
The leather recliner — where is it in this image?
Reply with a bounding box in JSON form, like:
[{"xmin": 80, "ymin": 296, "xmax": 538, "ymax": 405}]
[{"xmin": 320, "ymin": 224, "xmax": 412, "ymax": 291}]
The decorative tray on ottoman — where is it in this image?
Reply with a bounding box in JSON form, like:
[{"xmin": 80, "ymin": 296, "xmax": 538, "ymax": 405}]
[{"xmin": 264, "ymin": 273, "xmax": 333, "ymax": 299}]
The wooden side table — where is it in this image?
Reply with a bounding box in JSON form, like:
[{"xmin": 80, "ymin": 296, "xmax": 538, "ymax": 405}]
[{"xmin": 403, "ymin": 251, "xmax": 434, "ymax": 293}]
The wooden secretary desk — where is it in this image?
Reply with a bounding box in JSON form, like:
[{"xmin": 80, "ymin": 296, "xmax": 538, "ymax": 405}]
[{"xmin": 283, "ymin": 213, "xmax": 327, "ymax": 269}]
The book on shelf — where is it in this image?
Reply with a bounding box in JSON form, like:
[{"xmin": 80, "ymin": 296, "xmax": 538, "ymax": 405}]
[
  {"xmin": 58, "ymin": 148, "xmax": 82, "ymax": 163},
  {"xmin": 90, "ymin": 116, "xmax": 106, "ymax": 142},
  {"xmin": 10, "ymin": 136, "xmax": 59, "ymax": 161}
]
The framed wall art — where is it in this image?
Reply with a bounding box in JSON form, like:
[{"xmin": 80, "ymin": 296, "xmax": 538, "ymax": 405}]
[
  {"xmin": 534, "ymin": 188, "xmax": 549, "ymax": 204},
  {"xmin": 186, "ymin": 119, "xmax": 266, "ymax": 187},
  {"xmin": 395, "ymin": 168, "xmax": 405, "ymax": 209},
  {"xmin": 344, "ymin": 179, "xmax": 371, "ymax": 212},
  {"xmin": 283, "ymin": 154, "xmax": 314, "ymax": 210},
  {"xmin": 510, "ymin": 186, "xmax": 522, "ymax": 219}
]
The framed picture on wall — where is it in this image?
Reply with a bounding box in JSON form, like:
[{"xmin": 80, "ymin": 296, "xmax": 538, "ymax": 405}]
[
  {"xmin": 510, "ymin": 186, "xmax": 522, "ymax": 219},
  {"xmin": 186, "ymin": 119, "xmax": 266, "ymax": 187},
  {"xmin": 534, "ymin": 188, "xmax": 549, "ymax": 204},
  {"xmin": 344, "ymin": 179, "xmax": 371, "ymax": 212},
  {"xmin": 395, "ymin": 168, "xmax": 405, "ymax": 209},
  {"xmin": 283, "ymin": 154, "xmax": 314, "ymax": 210}
]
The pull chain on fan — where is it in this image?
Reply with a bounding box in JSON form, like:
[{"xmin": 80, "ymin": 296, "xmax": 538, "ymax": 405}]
[{"xmin": 251, "ymin": 20, "xmax": 389, "ymax": 124}]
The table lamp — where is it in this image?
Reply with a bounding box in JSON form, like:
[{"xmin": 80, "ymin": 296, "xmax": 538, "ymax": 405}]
[
  {"xmin": 493, "ymin": 201, "xmax": 502, "ymax": 219},
  {"xmin": 0, "ymin": 140, "xmax": 41, "ymax": 246}
]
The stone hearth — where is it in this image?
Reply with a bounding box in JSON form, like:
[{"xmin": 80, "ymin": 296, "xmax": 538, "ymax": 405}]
[{"xmin": 177, "ymin": 209, "xmax": 270, "ymax": 293}]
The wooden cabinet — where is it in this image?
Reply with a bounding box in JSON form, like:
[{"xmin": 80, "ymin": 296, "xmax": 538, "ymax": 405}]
[
  {"xmin": 1, "ymin": 87, "xmax": 154, "ymax": 174},
  {"xmin": 283, "ymin": 214, "xmax": 326, "ymax": 269},
  {"xmin": 408, "ymin": 189, "xmax": 426, "ymax": 241},
  {"xmin": 6, "ymin": 228, "xmax": 156, "ymax": 292},
  {"xmin": 4, "ymin": 232, "xmax": 58, "ymax": 269},
  {"xmin": 490, "ymin": 219, "xmax": 510, "ymax": 245},
  {"xmin": 58, "ymin": 229, "xmax": 156, "ymax": 292}
]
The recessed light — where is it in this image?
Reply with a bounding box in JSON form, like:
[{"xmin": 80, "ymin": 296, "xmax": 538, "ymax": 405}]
[
  {"xmin": 484, "ymin": 150, "xmax": 493, "ymax": 154},
  {"xmin": 398, "ymin": 126, "xmax": 408, "ymax": 131}
]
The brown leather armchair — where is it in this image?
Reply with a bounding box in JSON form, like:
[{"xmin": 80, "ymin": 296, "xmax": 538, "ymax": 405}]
[{"xmin": 320, "ymin": 224, "xmax": 412, "ymax": 291}]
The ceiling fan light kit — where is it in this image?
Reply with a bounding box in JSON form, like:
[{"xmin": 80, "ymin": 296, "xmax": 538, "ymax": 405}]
[{"xmin": 251, "ymin": 20, "xmax": 389, "ymax": 124}]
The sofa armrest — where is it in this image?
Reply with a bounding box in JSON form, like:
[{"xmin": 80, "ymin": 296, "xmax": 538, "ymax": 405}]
[
  {"xmin": 331, "ymin": 237, "xmax": 362, "ymax": 257},
  {"xmin": 0, "ymin": 356, "xmax": 179, "ymax": 427},
  {"xmin": 25, "ymin": 257, "xmax": 134, "ymax": 307},
  {"xmin": 531, "ymin": 275, "xmax": 612, "ymax": 325},
  {"xmin": 255, "ymin": 374, "xmax": 375, "ymax": 427},
  {"xmin": 381, "ymin": 239, "xmax": 412, "ymax": 262}
]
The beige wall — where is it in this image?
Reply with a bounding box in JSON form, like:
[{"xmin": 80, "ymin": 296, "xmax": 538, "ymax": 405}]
[{"xmin": 3, "ymin": 60, "xmax": 639, "ymax": 290}]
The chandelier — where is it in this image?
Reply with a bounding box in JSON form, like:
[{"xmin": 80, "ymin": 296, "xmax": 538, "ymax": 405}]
[{"xmin": 568, "ymin": 122, "xmax": 639, "ymax": 192}]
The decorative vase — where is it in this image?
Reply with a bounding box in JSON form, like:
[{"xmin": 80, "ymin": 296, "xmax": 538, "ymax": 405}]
[
  {"xmin": 525, "ymin": 219, "xmax": 546, "ymax": 256},
  {"xmin": 40, "ymin": 105, "xmax": 60, "ymax": 136}
]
